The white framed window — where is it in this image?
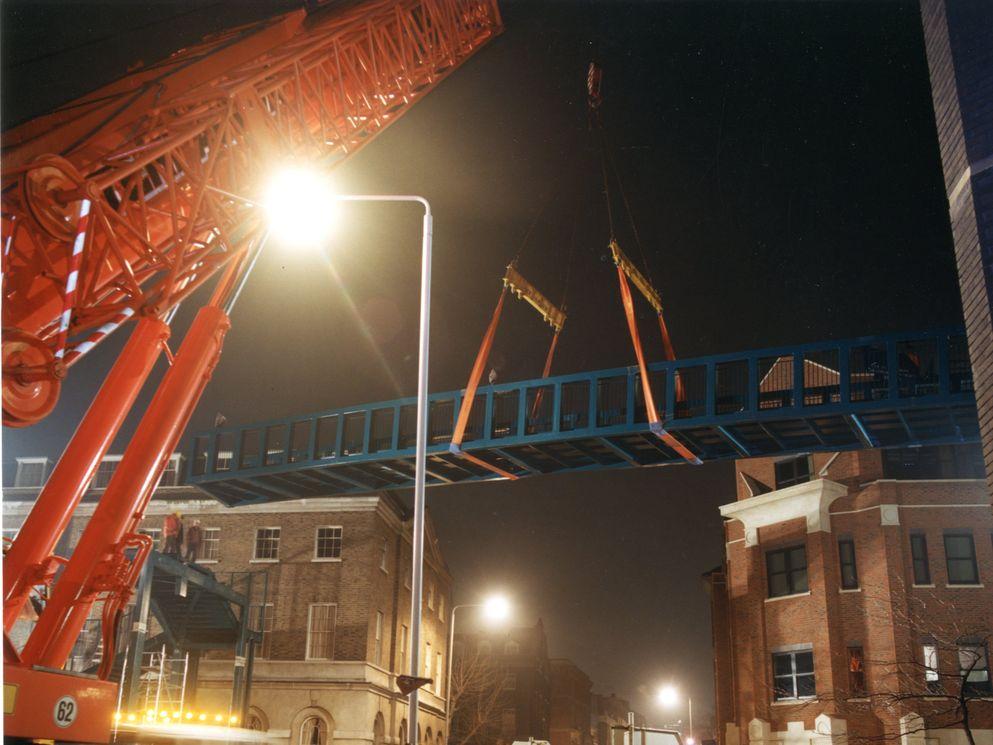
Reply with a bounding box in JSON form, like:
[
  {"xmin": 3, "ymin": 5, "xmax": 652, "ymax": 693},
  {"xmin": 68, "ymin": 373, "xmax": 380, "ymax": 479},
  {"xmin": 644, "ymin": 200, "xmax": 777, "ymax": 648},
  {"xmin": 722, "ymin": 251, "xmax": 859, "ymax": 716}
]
[
  {"xmin": 215, "ymin": 450, "xmax": 233, "ymax": 472},
  {"xmin": 138, "ymin": 527, "xmax": 162, "ymax": 549},
  {"xmin": 92, "ymin": 456, "xmax": 121, "ymax": 488},
  {"xmin": 772, "ymin": 649, "xmax": 816, "ymax": 700},
  {"xmin": 923, "ymin": 644, "xmax": 941, "ymax": 693},
  {"xmin": 400, "ymin": 624, "xmax": 408, "ymax": 674},
  {"xmin": 160, "ymin": 453, "xmax": 184, "ymax": 486},
  {"xmin": 306, "ymin": 603, "xmax": 336, "ymax": 660},
  {"xmin": 253, "ymin": 527, "xmax": 280, "ymax": 562},
  {"xmin": 374, "ymin": 611, "xmax": 384, "ymax": 666},
  {"xmin": 380, "ymin": 537, "xmax": 389, "ymax": 572},
  {"xmin": 424, "ymin": 641, "xmax": 432, "ymax": 677},
  {"xmin": 14, "ymin": 457, "xmax": 50, "ymax": 488},
  {"xmin": 249, "ymin": 603, "xmax": 274, "ymax": 658},
  {"xmin": 314, "ymin": 526, "xmax": 342, "ymax": 561},
  {"xmin": 199, "ymin": 528, "xmax": 220, "ymax": 562}
]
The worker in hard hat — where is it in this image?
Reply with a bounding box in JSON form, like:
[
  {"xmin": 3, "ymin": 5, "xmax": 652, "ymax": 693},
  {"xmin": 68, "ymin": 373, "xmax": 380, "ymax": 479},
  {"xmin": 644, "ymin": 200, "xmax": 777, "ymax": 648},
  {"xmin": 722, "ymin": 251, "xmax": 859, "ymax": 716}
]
[
  {"xmin": 184, "ymin": 519, "xmax": 202, "ymax": 564},
  {"xmin": 163, "ymin": 512, "xmax": 183, "ymax": 557}
]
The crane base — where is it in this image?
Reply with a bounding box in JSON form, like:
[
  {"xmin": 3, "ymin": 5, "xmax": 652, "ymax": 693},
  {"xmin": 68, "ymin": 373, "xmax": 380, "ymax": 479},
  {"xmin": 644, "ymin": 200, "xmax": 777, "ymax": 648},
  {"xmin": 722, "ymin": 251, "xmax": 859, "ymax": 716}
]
[{"xmin": 4, "ymin": 663, "xmax": 116, "ymax": 743}]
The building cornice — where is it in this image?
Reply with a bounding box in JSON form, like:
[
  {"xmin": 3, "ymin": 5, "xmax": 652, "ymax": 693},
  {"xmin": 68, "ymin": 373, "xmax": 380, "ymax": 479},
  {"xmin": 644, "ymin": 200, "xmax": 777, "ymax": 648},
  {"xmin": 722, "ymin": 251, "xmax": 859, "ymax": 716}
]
[{"xmin": 719, "ymin": 478, "xmax": 848, "ymax": 546}]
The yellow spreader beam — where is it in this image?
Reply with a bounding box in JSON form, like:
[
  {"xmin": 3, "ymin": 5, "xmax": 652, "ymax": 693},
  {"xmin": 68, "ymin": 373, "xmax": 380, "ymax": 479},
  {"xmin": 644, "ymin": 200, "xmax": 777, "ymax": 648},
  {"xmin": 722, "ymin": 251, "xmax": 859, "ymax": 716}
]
[{"xmin": 503, "ymin": 264, "xmax": 567, "ymax": 332}]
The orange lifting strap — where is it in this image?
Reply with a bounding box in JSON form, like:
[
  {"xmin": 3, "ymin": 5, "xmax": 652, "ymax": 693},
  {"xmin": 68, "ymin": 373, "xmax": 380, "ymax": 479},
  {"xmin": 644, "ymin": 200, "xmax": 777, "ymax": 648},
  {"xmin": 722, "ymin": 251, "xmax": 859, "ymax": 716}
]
[
  {"xmin": 449, "ymin": 264, "xmax": 567, "ymax": 478},
  {"xmin": 610, "ymin": 240, "xmax": 700, "ymax": 465}
]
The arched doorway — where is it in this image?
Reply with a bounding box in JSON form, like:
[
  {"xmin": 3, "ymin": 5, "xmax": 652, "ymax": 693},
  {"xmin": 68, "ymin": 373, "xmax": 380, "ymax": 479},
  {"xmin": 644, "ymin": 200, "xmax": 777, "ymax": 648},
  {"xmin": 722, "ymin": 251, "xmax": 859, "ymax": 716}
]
[
  {"xmin": 399, "ymin": 719, "xmax": 408, "ymax": 745},
  {"xmin": 374, "ymin": 713, "xmax": 385, "ymax": 745},
  {"xmin": 291, "ymin": 707, "xmax": 334, "ymax": 745}
]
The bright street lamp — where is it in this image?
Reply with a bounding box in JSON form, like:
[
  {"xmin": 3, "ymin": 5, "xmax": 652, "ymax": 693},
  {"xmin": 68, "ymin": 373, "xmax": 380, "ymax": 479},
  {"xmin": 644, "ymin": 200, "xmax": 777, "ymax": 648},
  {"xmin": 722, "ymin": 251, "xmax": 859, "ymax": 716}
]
[
  {"xmin": 207, "ymin": 172, "xmax": 433, "ymax": 745},
  {"xmin": 656, "ymin": 686, "xmax": 692, "ymax": 745},
  {"xmin": 445, "ymin": 595, "xmax": 512, "ymax": 737}
]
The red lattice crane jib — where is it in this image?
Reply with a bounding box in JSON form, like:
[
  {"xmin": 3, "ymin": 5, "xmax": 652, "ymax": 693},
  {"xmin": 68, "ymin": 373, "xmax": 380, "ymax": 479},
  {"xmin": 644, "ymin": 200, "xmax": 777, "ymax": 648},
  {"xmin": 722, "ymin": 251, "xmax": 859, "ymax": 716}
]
[{"xmin": 1, "ymin": 0, "xmax": 503, "ymax": 427}]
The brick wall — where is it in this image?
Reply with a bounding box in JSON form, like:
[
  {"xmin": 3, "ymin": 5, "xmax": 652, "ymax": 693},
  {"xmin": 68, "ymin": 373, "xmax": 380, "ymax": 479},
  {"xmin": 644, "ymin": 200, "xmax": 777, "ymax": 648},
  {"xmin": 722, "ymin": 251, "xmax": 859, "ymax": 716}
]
[
  {"xmin": 713, "ymin": 451, "xmax": 993, "ymax": 744},
  {"xmin": 920, "ymin": 0, "xmax": 993, "ymax": 491}
]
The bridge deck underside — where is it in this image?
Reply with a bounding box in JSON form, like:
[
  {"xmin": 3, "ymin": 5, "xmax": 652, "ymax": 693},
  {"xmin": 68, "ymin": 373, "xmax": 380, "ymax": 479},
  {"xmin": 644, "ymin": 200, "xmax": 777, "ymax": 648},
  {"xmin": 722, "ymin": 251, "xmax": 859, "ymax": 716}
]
[{"xmin": 189, "ymin": 328, "xmax": 980, "ymax": 506}]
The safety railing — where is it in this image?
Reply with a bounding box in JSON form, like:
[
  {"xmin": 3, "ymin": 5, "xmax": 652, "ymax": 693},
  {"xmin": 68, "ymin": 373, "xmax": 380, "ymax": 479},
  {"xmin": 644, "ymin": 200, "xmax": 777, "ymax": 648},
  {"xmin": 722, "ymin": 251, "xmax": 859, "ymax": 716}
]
[{"xmin": 189, "ymin": 328, "xmax": 972, "ymax": 481}]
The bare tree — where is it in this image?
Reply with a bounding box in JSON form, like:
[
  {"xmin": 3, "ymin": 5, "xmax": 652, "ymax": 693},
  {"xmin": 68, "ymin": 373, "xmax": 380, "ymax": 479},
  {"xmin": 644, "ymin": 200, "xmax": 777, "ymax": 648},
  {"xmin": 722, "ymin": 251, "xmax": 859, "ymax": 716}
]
[
  {"xmin": 790, "ymin": 583, "xmax": 991, "ymax": 745},
  {"xmin": 449, "ymin": 644, "xmax": 507, "ymax": 745}
]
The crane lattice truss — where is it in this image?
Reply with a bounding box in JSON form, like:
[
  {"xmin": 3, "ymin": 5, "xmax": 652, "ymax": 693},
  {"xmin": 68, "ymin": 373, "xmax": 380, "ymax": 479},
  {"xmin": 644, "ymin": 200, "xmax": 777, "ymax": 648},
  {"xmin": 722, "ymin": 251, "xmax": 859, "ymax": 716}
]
[{"xmin": 1, "ymin": 0, "xmax": 502, "ymax": 425}]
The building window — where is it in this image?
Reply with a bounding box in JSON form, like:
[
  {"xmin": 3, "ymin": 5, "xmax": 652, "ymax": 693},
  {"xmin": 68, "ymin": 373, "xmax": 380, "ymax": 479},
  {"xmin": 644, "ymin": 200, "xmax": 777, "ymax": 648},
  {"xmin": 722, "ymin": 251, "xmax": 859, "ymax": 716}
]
[
  {"xmin": 504, "ymin": 640, "xmax": 520, "ymax": 655},
  {"xmin": 249, "ymin": 603, "xmax": 274, "ymax": 658},
  {"xmin": 958, "ymin": 644, "xmax": 991, "ymax": 694},
  {"xmin": 301, "ymin": 716, "xmax": 328, "ymax": 745},
  {"xmin": 847, "ymin": 646, "xmax": 866, "ymax": 696},
  {"xmin": 944, "ymin": 533, "xmax": 980, "ymax": 585},
  {"xmin": 774, "ymin": 456, "xmax": 811, "ymax": 490},
  {"xmin": 374, "ymin": 611, "xmax": 384, "ymax": 666},
  {"xmin": 400, "ymin": 624, "xmax": 408, "ymax": 674},
  {"xmin": 424, "ymin": 641, "xmax": 432, "ymax": 678},
  {"xmin": 427, "ymin": 583, "xmax": 435, "ymax": 610},
  {"xmin": 380, "ymin": 537, "xmax": 389, "ymax": 572},
  {"xmin": 838, "ymin": 539, "xmax": 859, "ymax": 589},
  {"xmin": 2, "ymin": 527, "xmax": 18, "ymax": 545},
  {"xmin": 92, "ymin": 458, "xmax": 120, "ymax": 488},
  {"xmin": 199, "ymin": 528, "xmax": 220, "ymax": 561},
  {"xmin": 306, "ymin": 604, "xmax": 336, "ymax": 660},
  {"xmin": 766, "ymin": 545, "xmax": 808, "ymax": 598},
  {"xmin": 772, "ymin": 649, "xmax": 816, "ymax": 701},
  {"xmin": 911, "ymin": 533, "xmax": 931, "ymax": 585},
  {"xmin": 436, "ymin": 651, "xmax": 443, "ymax": 694},
  {"xmin": 160, "ymin": 455, "xmax": 182, "ymax": 486},
  {"xmin": 253, "ymin": 527, "xmax": 280, "ymax": 561},
  {"xmin": 438, "ymin": 594, "xmax": 445, "ymax": 621},
  {"xmin": 314, "ymin": 526, "xmax": 342, "ymax": 560},
  {"xmin": 923, "ymin": 644, "xmax": 941, "ymax": 693},
  {"xmin": 14, "ymin": 458, "xmax": 49, "ymax": 487}
]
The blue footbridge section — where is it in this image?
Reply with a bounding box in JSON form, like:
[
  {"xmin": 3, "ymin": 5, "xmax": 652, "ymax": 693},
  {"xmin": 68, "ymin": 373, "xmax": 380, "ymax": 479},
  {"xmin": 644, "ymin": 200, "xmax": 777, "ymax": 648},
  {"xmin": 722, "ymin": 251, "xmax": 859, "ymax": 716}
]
[{"xmin": 188, "ymin": 327, "xmax": 979, "ymax": 506}]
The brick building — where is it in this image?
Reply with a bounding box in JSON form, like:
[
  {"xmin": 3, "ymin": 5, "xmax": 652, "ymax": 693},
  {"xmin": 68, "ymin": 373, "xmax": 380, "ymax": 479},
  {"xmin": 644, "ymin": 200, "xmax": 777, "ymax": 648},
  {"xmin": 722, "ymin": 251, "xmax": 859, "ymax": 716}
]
[
  {"xmin": 706, "ymin": 445, "xmax": 992, "ymax": 745},
  {"xmin": 919, "ymin": 0, "xmax": 993, "ymax": 489},
  {"xmin": 550, "ymin": 658, "xmax": 593, "ymax": 745},
  {"xmin": 3, "ymin": 455, "xmax": 454, "ymax": 745},
  {"xmin": 591, "ymin": 694, "xmax": 644, "ymax": 745},
  {"xmin": 453, "ymin": 620, "xmax": 552, "ymax": 744}
]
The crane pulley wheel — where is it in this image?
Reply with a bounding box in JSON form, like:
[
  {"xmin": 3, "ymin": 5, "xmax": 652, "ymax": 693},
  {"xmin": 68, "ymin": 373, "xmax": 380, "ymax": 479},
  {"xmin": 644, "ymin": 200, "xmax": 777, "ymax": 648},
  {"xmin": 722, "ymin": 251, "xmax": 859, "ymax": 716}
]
[
  {"xmin": 2, "ymin": 328, "xmax": 62, "ymax": 427},
  {"xmin": 18, "ymin": 156, "xmax": 87, "ymax": 241}
]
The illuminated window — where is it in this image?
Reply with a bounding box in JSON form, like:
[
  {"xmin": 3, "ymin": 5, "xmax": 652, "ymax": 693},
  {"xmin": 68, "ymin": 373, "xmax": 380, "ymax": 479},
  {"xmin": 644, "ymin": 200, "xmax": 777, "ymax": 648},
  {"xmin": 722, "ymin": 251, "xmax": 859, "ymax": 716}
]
[
  {"xmin": 253, "ymin": 527, "xmax": 280, "ymax": 561},
  {"xmin": 772, "ymin": 649, "xmax": 815, "ymax": 701},
  {"xmin": 314, "ymin": 526, "xmax": 342, "ymax": 560},
  {"xmin": 847, "ymin": 646, "xmax": 866, "ymax": 696},
  {"xmin": 923, "ymin": 643, "xmax": 941, "ymax": 693},
  {"xmin": 306, "ymin": 604, "xmax": 336, "ymax": 660}
]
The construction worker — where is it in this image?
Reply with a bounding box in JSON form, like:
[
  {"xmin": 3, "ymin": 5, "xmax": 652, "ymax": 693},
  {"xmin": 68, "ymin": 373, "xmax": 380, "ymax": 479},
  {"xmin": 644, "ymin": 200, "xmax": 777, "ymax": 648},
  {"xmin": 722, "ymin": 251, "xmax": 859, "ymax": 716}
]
[
  {"xmin": 184, "ymin": 519, "xmax": 202, "ymax": 563},
  {"xmin": 163, "ymin": 512, "xmax": 183, "ymax": 557}
]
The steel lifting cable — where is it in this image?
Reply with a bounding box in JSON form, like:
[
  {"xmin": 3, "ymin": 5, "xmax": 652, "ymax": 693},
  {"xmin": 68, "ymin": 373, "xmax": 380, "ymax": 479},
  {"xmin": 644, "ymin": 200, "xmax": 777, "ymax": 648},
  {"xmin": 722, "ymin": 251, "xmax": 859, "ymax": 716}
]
[{"xmin": 587, "ymin": 62, "xmax": 699, "ymax": 465}]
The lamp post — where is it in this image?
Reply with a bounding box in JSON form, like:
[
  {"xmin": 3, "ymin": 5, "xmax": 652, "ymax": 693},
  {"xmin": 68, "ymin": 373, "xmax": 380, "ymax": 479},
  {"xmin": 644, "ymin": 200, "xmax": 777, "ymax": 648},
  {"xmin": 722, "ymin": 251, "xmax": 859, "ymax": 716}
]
[
  {"xmin": 657, "ymin": 686, "xmax": 692, "ymax": 745},
  {"xmin": 207, "ymin": 177, "xmax": 432, "ymax": 745},
  {"xmin": 444, "ymin": 596, "xmax": 511, "ymax": 737}
]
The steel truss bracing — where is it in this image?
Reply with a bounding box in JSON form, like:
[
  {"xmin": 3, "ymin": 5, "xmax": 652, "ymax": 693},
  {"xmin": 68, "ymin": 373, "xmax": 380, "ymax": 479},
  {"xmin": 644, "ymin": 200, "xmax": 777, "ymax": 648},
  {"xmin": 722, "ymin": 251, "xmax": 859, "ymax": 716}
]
[{"xmin": 189, "ymin": 327, "xmax": 980, "ymax": 505}]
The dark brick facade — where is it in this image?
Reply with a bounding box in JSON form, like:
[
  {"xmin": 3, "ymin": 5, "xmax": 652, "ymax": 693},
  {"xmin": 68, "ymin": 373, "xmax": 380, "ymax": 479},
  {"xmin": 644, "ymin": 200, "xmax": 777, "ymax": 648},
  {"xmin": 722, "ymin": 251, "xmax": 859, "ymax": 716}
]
[
  {"xmin": 550, "ymin": 658, "xmax": 593, "ymax": 745},
  {"xmin": 920, "ymin": 0, "xmax": 993, "ymax": 491}
]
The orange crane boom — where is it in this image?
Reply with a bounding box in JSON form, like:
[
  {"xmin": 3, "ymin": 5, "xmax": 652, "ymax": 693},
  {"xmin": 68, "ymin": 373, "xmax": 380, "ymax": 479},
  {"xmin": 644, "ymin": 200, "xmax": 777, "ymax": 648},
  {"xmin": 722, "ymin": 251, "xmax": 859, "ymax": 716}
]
[{"xmin": 1, "ymin": 1, "xmax": 501, "ymax": 741}]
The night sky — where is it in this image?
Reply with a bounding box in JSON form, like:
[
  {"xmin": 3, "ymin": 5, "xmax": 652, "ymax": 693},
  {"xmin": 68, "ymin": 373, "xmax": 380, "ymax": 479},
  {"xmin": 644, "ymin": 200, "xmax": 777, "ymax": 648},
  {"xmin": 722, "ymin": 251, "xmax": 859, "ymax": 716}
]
[{"xmin": 1, "ymin": 0, "xmax": 964, "ymax": 727}]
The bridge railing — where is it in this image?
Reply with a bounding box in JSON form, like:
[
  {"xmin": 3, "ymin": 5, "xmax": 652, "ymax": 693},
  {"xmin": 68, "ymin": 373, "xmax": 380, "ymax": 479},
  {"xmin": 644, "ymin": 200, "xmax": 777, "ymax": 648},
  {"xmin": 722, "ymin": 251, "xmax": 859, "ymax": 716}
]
[{"xmin": 188, "ymin": 328, "xmax": 972, "ymax": 480}]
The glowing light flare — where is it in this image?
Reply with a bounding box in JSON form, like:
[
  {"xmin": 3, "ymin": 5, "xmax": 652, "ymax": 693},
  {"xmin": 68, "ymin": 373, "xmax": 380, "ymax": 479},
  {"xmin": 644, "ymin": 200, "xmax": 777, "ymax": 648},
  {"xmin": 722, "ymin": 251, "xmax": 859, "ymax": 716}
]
[
  {"xmin": 263, "ymin": 166, "xmax": 339, "ymax": 249},
  {"xmin": 482, "ymin": 594, "xmax": 511, "ymax": 623},
  {"xmin": 657, "ymin": 686, "xmax": 678, "ymax": 707}
]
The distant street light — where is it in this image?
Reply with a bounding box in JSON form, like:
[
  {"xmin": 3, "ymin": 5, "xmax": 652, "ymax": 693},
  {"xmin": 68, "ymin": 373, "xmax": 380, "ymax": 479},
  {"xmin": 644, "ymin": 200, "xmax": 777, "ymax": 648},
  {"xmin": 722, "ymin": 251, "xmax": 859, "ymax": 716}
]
[
  {"xmin": 656, "ymin": 686, "xmax": 693, "ymax": 745},
  {"xmin": 445, "ymin": 595, "xmax": 512, "ymax": 737},
  {"xmin": 206, "ymin": 169, "xmax": 433, "ymax": 745}
]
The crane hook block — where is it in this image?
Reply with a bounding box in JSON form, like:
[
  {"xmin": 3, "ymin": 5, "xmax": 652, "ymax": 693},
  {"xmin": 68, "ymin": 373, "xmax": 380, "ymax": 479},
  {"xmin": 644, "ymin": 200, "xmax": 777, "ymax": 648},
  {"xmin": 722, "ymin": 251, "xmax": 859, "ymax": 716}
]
[
  {"xmin": 503, "ymin": 264, "xmax": 566, "ymax": 333},
  {"xmin": 609, "ymin": 240, "xmax": 663, "ymax": 316}
]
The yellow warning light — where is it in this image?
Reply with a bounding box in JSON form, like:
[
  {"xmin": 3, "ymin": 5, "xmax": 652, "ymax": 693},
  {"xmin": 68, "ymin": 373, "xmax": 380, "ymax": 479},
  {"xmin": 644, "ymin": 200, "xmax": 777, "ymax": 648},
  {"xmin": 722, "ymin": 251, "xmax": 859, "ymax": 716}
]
[
  {"xmin": 160, "ymin": 710, "xmax": 169, "ymax": 718},
  {"xmin": 172, "ymin": 711, "xmax": 181, "ymax": 719},
  {"xmin": 186, "ymin": 712, "xmax": 195, "ymax": 720},
  {"xmin": 215, "ymin": 713, "xmax": 224, "ymax": 723},
  {"xmin": 199, "ymin": 713, "xmax": 208, "ymax": 722},
  {"xmin": 229, "ymin": 715, "xmax": 239, "ymax": 724}
]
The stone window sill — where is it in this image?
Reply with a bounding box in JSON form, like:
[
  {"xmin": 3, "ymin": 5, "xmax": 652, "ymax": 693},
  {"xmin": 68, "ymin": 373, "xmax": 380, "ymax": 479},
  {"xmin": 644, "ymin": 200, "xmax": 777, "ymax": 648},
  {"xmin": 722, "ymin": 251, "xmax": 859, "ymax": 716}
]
[
  {"xmin": 765, "ymin": 591, "xmax": 811, "ymax": 603},
  {"xmin": 912, "ymin": 584, "xmax": 936, "ymax": 588},
  {"xmin": 839, "ymin": 587, "xmax": 861, "ymax": 593},
  {"xmin": 312, "ymin": 557, "xmax": 342, "ymax": 563},
  {"xmin": 946, "ymin": 584, "xmax": 984, "ymax": 588},
  {"xmin": 250, "ymin": 558, "xmax": 279, "ymax": 564},
  {"xmin": 771, "ymin": 698, "xmax": 817, "ymax": 706}
]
